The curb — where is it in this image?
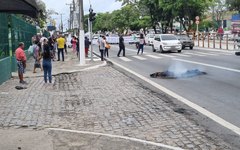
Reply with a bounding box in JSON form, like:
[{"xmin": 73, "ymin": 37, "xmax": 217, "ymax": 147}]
[
  {"xmin": 11, "ymin": 61, "xmax": 107, "ymax": 79},
  {"xmin": 48, "ymin": 128, "xmax": 183, "ymax": 150}
]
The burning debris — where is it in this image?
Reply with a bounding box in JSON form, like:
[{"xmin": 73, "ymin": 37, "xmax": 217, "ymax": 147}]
[{"xmin": 150, "ymin": 69, "xmax": 207, "ymax": 79}]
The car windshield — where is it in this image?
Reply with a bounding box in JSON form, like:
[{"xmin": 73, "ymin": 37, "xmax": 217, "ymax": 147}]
[
  {"xmin": 161, "ymin": 35, "xmax": 177, "ymax": 40},
  {"xmin": 149, "ymin": 34, "xmax": 154, "ymax": 38},
  {"xmin": 177, "ymin": 35, "xmax": 191, "ymax": 40}
]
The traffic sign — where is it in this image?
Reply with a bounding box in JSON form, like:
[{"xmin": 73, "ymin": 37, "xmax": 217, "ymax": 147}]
[
  {"xmin": 196, "ymin": 20, "xmax": 200, "ymax": 24},
  {"xmin": 195, "ymin": 16, "xmax": 199, "ymax": 21}
]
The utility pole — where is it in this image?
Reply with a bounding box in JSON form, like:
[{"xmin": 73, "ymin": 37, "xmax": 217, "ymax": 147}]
[
  {"xmin": 60, "ymin": 13, "xmax": 63, "ymax": 33},
  {"xmin": 66, "ymin": 3, "xmax": 74, "ymax": 31},
  {"xmin": 78, "ymin": 0, "xmax": 85, "ymax": 65}
]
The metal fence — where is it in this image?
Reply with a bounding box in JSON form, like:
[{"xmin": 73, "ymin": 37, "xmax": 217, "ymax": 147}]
[
  {"xmin": 0, "ymin": 13, "xmax": 9, "ymax": 59},
  {"xmin": 188, "ymin": 32, "xmax": 240, "ymax": 50},
  {"xmin": 10, "ymin": 14, "xmax": 36, "ymax": 53},
  {"xmin": 0, "ymin": 13, "xmax": 37, "ymax": 85}
]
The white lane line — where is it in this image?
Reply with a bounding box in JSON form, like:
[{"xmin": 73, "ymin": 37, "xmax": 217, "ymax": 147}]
[
  {"xmin": 119, "ymin": 57, "xmax": 132, "ymax": 62},
  {"xmin": 132, "ymin": 56, "xmax": 147, "ymax": 60},
  {"xmin": 146, "ymin": 55, "xmax": 163, "ymax": 59},
  {"xmin": 195, "ymin": 52, "xmax": 219, "ymax": 56},
  {"xmin": 171, "ymin": 53, "xmax": 191, "ymax": 57},
  {"xmin": 158, "ymin": 54, "xmax": 176, "ymax": 58},
  {"xmin": 48, "ymin": 128, "xmax": 183, "ymax": 150},
  {"xmin": 185, "ymin": 53, "xmax": 206, "ymax": 57},
  {"xmin": 108, "ymin": 58, "xmax": 240, "ymax": 136},
  {"xmin": 207, "ymin": 52, "xmax": 233, "ymax": 56},
  {"xmin": 174, "ymin": 58, "xmax": 240, "ymax": 73}
]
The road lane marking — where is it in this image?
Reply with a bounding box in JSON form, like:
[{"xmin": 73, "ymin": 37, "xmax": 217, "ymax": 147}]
[
  {"xmin": 119, "ymin": 57, "xmax": 132, "ymax": 62},
  {"xmin": 146, "ymin": 55, "xmax": 162, "ymax": 59},
  {"xmin": 195, "ymin": 52, "xmax": 219, "ymax": 56},
  {"xmin": 48, "ymin": 128, "xmax": 183, "ymax": 150},
  {"xmin": 158, "ymin": 54, "xmax": 176, "ymax": 58},
  {"xmin": 185, "ymin": 53, "xmax": 206, "ymax": 57},
  {"xmin": 207, "ymin": 52, "xmax": 233, "ymax": 56},
  {"xmin": 174, "ymin": 58, "xmax": 240, "ymax": 73},
  {"xmin": 132, "ymin": 56, "xmax": 147, "ymax": 60},
  {"xmin": 171, "ymin": 53, "xmax": 191, "ymax": 57},
  {"xmin": 108, "ymin": 58, "xmax": 240, "ymax": 136}
]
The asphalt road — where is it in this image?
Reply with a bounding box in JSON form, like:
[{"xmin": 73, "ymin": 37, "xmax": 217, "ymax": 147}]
[{"xmin": 93, "ymin": 44, "xmax": 240, "ymax": 129}]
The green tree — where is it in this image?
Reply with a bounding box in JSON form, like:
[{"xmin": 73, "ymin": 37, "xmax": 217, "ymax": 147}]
[
  {"xmin": 116, "ymin": 0, "xmax": 138, "ymax": 5},
  {"xmin": 138, "ymin": 0, "xmax": 162, "ymax": 33},
  {"xmin": 160, "ymin": 0, "xmax": 213, "ymax": 31},
  {"xmin": 227, "ymin": 0, "xmax": 240, "ymax": 13}
]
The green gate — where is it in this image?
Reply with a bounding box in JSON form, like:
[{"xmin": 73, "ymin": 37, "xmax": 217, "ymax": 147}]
[
  {"xmin": 0, "ymin": 13, "xmax": 9, "ymax": 59},
  {"xmin": 10, "ymin": 14, "xmax": 37, "ymax": 54},
  {"xmin": 0, "ymin": 13, "xmax": 37, "ymax": 85}
]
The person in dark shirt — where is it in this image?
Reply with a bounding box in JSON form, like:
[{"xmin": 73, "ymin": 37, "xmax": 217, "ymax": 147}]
[
  {"xmin": 42, "ymin": 39, "xmax": 53, "ymax": 83},
  {"xmin": 117, "ymin": 35, "xmax": 125, "ymax": 57}
]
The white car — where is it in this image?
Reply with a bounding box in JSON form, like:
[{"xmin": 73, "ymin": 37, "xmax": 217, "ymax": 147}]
[
  {"xmin": 152, "ymin": 34, "xmax": 182, "ymax": 53},
  {"xmin": 145, "ymin": 34, "xmax": 155, "ymax": 45}
]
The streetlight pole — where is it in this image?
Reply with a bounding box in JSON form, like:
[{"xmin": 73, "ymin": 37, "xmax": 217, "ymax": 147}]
[
  {"xmin": 78, "ymin": 0, "xmax": 85, "ymax": 65},
  {"xmin": 60, "ymin": 13, "xmax": 64, "ymax": 33}
]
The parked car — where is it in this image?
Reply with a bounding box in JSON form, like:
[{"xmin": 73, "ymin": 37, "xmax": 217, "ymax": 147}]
[
  {"xmin": 175, "ymin": 34, "xmax": 194, "ymax": 49},
  {"xmin": 145, "ymin": 34, "xmax": 155, "ymax": 45},
  {"xmin": 152, "ymin": 34, "xmax": 182, "ymax": 53}
]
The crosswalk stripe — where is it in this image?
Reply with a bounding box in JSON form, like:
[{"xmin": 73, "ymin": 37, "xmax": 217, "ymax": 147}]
[
  {"xmin": 132, "ymin": 56, "xmax": 147, "ymax": 60},
  {"xmin": 119, "ymin": 57, "xmax": 132, "ymax": 62},
  {"xmin": 146, "ymin": 55, "xmax": 162, "ymax": 59},
  {"xmin": 158, "ymin": 54, "xmax": 176, "ymax": 58},
  {"xmin": 185, "ymin": 53, "xmax": 206, "ymax": 56},
  {"xmin": 195, "ymin": 52, "xmax": 219, "ymax": 56},
  {"xmin": 171, "ymin": 53, "xmax": 191, "ymax": 57},
  {"xmin": 207, "ymin": 52, "xmax": 233, "ymax": 56}
]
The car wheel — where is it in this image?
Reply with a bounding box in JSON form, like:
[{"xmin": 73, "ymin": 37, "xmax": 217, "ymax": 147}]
[
  {"xmin": 152, "ymin": 45, "xmax": 156, "ymax": 52},
  {"xmin": 178, "ymin": 50, "xmax": 182, "ymax": 53},
  {"xmin": 160, "ymin": 46, "xmax": 164, "ymax": 53},
  {"xmin": 190, "ymin": 46, "xmax": 193, "ymax": 50}
]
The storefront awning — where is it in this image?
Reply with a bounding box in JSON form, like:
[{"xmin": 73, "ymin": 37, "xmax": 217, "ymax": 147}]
[{"xmin": 0, "ymin": 0, "xmax": 40, "ymax": 18}]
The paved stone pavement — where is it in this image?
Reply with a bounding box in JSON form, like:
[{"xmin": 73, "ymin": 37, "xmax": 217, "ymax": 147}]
[
  {"xmin": 12, "ymin": 50, "xmax": 102, "ymax": 78},
  {"xmin": 0, "ymin": 59, "xmax": 232, "ymax": 150}
]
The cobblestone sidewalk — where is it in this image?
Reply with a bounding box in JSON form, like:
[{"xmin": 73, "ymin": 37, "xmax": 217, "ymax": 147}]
[{"xmin": 0, "ymin": 62, "xmax": 232, "ymax": 149}]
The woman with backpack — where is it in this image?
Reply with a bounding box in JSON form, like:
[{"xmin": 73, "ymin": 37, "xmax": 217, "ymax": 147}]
[{"xmin": 42, "ymin": 39, "xmax": 53, "ymax": 83}]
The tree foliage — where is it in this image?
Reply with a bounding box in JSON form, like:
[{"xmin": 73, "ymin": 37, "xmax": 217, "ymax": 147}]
[
  {"xmin": 94, "ymin": 0, "xmax": 214, "ymax": 33},
  {"xmin": 226, "ymin": 0, "xmax": 240, "ymax": 13}
]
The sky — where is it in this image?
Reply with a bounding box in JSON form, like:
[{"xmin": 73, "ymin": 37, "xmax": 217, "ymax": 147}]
[{"xmin": 41, "ymin": 0, "xmax": 122, "ymax": 29}]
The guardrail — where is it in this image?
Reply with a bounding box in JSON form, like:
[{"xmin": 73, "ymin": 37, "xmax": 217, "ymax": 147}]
[{"xmin": 187, "ymin": 32, "xmax": 240, "ymax": 50}]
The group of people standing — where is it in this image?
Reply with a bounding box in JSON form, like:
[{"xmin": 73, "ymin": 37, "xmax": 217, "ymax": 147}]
[
  {"xmin": 97, "ymin": 33, "xmax": 146, "ymax": 61},
  {"xmin": 16, "ymin": 34, "xmax": 69, "ymax": 84},
  {"xmin": 98, "ymin": 35, "xmax": 111, "ymax": 61},
  {"xmin": 71, "ymin": 36, "xmax": 90, "ymax": 58}
]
